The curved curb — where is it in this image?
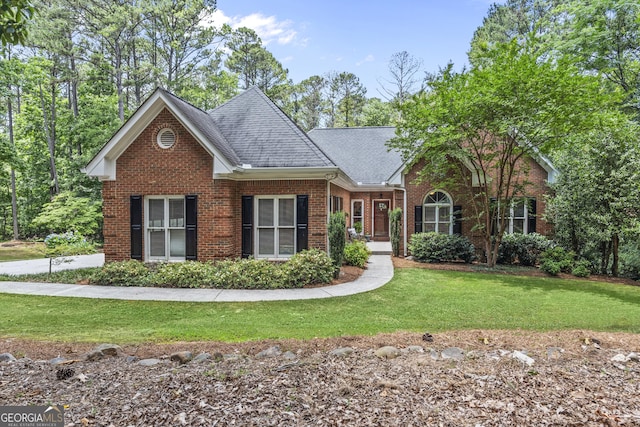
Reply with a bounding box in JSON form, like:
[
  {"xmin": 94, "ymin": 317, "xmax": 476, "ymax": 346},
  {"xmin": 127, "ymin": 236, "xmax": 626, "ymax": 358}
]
[{"xmin": 0, "ymin": 255, "xmax": 394, "ymax": 302}]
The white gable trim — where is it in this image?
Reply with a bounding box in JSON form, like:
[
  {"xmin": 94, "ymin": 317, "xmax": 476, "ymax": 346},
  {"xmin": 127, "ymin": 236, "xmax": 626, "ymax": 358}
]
[{"xmin": 83, "ymin": 89, "xmax": 235, "ymax": 181}]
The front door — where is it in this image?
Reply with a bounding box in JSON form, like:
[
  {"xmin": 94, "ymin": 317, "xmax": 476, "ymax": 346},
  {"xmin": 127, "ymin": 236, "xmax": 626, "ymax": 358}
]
[{"xmin": 373, "ymin": 200, "xmax": 390, "ymax": 240}]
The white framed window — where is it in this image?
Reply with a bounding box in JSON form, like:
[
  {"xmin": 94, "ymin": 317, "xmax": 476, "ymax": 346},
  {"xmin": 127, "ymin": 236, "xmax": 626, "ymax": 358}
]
[
  {"xmin": 501, "ymin": 199, "xmax": 531, "ymax": 234},
  {"xmin": 146, "ymin": 197, "xmax": 185, "ymax": 261},
  {"xmin": 423, "ymin": 191, "xmax": 453, "ymax": 234},
  {"xmin": 351, "ymin": 199, "xmax": 364, "ymax": 233},
  {"xmin": 256, "ymin": 196, "xmax": 296, "ymax": 258}
]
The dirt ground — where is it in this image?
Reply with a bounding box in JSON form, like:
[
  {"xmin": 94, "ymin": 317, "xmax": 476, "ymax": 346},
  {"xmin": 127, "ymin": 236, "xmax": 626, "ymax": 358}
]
[{"xmin": 1, "ymin": 259, "xmax": 640, "ymax": 425}]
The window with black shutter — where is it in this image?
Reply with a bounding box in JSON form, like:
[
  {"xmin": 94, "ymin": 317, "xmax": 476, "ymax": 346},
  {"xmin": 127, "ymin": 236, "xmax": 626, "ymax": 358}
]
[
  {"xmin": 130, "ymin": 195, "xmax": 143, "ymax": 260},
  {"xmin": 185, "ymin": 195, "xmax": 197, "ymax": 260}
]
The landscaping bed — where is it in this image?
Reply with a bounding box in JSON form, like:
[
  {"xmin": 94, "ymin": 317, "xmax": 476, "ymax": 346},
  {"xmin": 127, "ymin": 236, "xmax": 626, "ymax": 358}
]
[{"xmin": 1, "ymin": 330, "xmax": 639, "ymax": 425}]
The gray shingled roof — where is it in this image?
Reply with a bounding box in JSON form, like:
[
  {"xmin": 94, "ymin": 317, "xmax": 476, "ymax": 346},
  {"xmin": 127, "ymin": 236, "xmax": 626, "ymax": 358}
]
[
  {"xmin": 160, "ymin": 89, "xmax": 242, "ymax": 166},
  {"xmin": 308, "ymin": 127, "xmax": 403, "ymax": 184},
  {"xmin": 208, "ymin": 87, "xmax": 334, "ymax": 168}
]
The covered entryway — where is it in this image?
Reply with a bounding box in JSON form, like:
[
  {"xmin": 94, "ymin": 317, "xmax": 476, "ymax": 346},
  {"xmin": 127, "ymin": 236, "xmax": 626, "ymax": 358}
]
[{"xmin": 373, "ymin": 199, "xmax": 390, "ymax": 241}]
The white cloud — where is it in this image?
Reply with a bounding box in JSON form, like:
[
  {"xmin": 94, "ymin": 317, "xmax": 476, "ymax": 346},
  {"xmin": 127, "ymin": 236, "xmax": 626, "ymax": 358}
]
[
  {"xmin": 207, "ymin": 9, "xmax": 299, "ymax": 46},
  {"xmin": 356, "ymin": 54, "xmax": 375, "ymax": 66}
]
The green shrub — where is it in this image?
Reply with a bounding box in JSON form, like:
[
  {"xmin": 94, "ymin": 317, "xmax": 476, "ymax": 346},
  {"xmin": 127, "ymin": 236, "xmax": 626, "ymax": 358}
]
[
  {"xmin": 32, "ymin": 192, "xmax": 102, "ymax": 238},
  {"xmin": 409, "ymin": 232, "xmax": 475, "ymax": 263},
  {"xmin": 282, "ymin": 249, "xmax": 334, "ymax": 288},
  {"xmin": 620, "ymin": 240, "xmax": 640, "ymax": 280},
  {"xmin": 344, "ymin": 241, "xmax": 371, "ymax": 268},
  {"xmin": 150, "ymin": 261, "xmax": 217, "ymax": 288},
  {"xmin": 539, "ymin": 246, "xmax": 575, "ymax": 276},
  {"xmin": 328, "ymin": 212, "xmax": 346, "ymax": 278},
  {"xmin": 497, "ymin": 233, "xmax": 553, "ymax": 266},
  {"xmin": 44, "ymin": 232, "xmax": 96, "ymax": 256},
  {"xmin": 389, "ymin": 208, "xmax": 402, "ymax": 257},
  {"xmin": 210, "ymin": 259, "xmax": 285, "ymax": 289},
  {"xmin": 91, "ymin": 260, "xmax": 150, "ymax": 286},
  {"xmin": 540, "ymin": 260, "xmax": 562, "ymax": 276},
  {"xmin": 571, "ymin": 260, "xmax": 592, "ymax": 278}
]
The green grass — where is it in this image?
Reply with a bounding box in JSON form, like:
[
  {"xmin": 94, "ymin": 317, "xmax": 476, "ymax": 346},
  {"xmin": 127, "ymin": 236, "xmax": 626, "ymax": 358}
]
[
  {"xmin": 1, "ymin": 268, "xmax": 640, "ymax": 344},
  {"xmin": 0, "ymin": 268, "xmax": 99, "ymax": 284},
  {"xmin": 0, "ymin": 242, "xmax": 46, "ymax": 261}
]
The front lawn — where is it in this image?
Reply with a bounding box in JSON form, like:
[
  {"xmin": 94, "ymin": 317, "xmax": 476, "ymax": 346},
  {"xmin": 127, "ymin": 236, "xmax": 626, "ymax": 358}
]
[
  {"xmin": 1, "ymin": 268, "xmax": 639, "ymax": 343},
  {"xmin": 0, "ymin": 241, "xmax": 46, "ymax": 262}
]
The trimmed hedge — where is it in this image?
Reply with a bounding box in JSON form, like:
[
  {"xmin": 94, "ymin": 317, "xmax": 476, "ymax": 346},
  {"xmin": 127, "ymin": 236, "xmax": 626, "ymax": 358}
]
[
  {"xmin": 91, "ymin": 249, "xmax": 335, "ymax": 289},
  {"xmin": 409, "ymin": 232, "xmax": 475, "ymax": 263}
]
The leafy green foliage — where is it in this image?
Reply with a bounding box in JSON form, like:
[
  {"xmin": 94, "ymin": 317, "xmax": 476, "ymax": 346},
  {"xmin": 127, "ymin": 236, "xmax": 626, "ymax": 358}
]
[
  {"xmin": 31, "ymin": 192, "xmax": 102, "ymax": 238},
  {"xmin": 540, "ymin": 247, "xmax": 575, "ymax": 276},
  {"xmin": 282, "ymin": 249, "xmax": 334, "ymax": 288},
  {"xmin": 389, "ymin": 207, "xmax": 402, "ymax": 257},
  {"xmin": 620, "ymin": 240, "xmax": 640, "ymax": 280},
  {"xmin": 328, "ymin": 211, "xmax": 346, "ymax": 278},
  {"xmin": 91, "ymin": 260, "xmax": 151, "ymax": 286},
  {"xmin": 44, "ymin": 231, "xmax": 95, "ymax": 257},
  {"xmin": 497, "ymin": 233, "xmax": 553, "ymax": 266},
  {"xmin": 409, "ymin": 232, "xmax": 475, "ymax": 264},
  {"xmin": 392, "ymin": 39, "xmax": 617, "ymax": 267},
  {"xmin": 0, "ymin": 0, "xmax": 36, "ymax": 46},
  {"xmin": 91, "ymin": 250, "xmax": 335, "ymax": 289},
  {"xmin": 343, "ymin": 241, "xmax": 371, "ymax": 268},
  {"xmin": 571, "ymin": 260, "xmax": 592, "ymax": 278},
  {"xmin": 149, "ymin": 261, "xmax": 218, "ymax": 289}
]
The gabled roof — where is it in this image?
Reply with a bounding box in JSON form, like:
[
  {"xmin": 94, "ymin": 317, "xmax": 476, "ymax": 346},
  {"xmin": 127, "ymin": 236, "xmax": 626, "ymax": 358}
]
[
  {"xmin": 308, "ymin": 127, "xmax": 403, "ymax": 185},
  {"xmin": 84, "ymin": 87, "xmax": 336, "ymax": 180},
  {"xmin": 208, "ymin": 87, "xmax": 334, "ymax": 168}
]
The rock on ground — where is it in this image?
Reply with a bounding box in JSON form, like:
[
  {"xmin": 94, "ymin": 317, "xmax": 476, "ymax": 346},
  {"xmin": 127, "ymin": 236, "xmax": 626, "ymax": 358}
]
[{"xmin": 1, "ymin": 330, "xmax": 640, "ymax": 426}]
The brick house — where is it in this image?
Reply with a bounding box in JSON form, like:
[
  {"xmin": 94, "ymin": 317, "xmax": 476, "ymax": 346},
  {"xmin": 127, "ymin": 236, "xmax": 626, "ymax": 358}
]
[{"xmin": 84, "ymin": 87, "xmax": 557, "ymax": 262}]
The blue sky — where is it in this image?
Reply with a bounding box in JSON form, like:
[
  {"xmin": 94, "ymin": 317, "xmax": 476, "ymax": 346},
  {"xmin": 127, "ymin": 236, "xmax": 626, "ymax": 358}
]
[{"xmin": 212, "ymin": 0, "xmax": 499, "ymax": 96}]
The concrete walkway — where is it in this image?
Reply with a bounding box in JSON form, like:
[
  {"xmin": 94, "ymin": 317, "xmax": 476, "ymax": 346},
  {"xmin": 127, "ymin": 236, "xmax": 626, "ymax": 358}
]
[
  {"xmin": 0, "ymin": 247, "xmax": 394, "ymax": 302},
  {"xmin": 0, "ymin": 253, "xmax": 105, "ymax": 275}
]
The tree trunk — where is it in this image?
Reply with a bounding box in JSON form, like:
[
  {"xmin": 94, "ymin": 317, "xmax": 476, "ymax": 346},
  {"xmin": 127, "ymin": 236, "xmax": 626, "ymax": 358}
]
[
  {"xmin": 611, "ymin": 234, "xmax": 620, "ymax": 277},
  {"xmin": 115, "ymin": 42, "xmax": 124, "ymax": 122},
  {"xmin": 39, "ymin": 83, "xmax": 59, "ymax": 197},
  {"xmin": 600, "ymin": 241, "xmax": 611, "ymax": 275},
  {"xmin": 8, "ymin": 94, "xmax": 18, "ymax": 240}
]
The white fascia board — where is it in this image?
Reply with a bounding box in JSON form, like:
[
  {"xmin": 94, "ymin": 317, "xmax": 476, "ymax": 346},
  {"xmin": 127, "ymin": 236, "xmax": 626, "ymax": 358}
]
[
  {"xmin": 85, "ymin": 90, "xmax": 235, "ymax": 180},
  {"xmin": 215, "ymin": 166, "xmax": 341, "ymax": 181}
]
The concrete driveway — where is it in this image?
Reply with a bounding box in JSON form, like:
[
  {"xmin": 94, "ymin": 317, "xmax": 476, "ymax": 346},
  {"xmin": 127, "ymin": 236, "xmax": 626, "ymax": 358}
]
[{"xmin": 0, "ymin": 253, "xmax": 105, "ymax": 276}]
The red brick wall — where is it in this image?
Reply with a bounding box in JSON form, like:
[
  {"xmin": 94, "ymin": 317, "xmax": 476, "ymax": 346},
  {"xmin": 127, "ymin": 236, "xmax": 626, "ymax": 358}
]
[
  {"xmin": 404, "ymin": 155, "xmax": 552, "ymax": 255},
  {"xmin": 102, "ymin": 108, "xmax": 329, "ymax": 262}
]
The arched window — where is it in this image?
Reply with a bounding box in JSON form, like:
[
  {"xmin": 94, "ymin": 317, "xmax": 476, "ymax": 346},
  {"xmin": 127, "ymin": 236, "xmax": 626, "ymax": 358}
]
[{"xmin": 423, "ymin": 191, "xmax": 452, "ymax": 234}]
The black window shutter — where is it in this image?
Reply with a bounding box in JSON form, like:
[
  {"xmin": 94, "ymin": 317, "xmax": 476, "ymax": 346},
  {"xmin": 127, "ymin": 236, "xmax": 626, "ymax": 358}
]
[
  {"xmin": 528, "ymin": 198, "xmax": 537, "ymax": 234},
  {"xmin": 241, "ymin": 196, "xmax": 253, "ymax": 258},
  {"xmin": 130, "ymin": 195, "xmax": 143, "ymax": 260},
  {"xmin": 414, "ymin": 205, "xmax": 423, "ymax": 233},
  {"xmin": 296, "ymin": 195, "xmax": 308, "ymax": 252},
  {"xmin": 185, "ymin": 195, "xmax": 197, "ymax": 260},
  {"xmin": 452, "ymin": 205, "xmax": 463, "ymax": 235}
]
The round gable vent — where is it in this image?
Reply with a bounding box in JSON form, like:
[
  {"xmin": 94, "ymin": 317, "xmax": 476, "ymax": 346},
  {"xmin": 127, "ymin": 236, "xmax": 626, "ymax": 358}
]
[{"xmin": 157, "ymin": 128, "xmax": 176, "ymax": 149}]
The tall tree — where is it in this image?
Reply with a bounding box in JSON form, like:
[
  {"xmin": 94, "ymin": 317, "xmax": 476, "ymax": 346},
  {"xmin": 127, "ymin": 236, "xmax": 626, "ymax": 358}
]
[
  {"xmin": 548, "ymin": 118, "xmax": 640, "ymax": 276},
  {"xmin": 293, "ymin": 75, "xmax": 326, "ymax": 131},
  {"xmin": 378, "ymin": 51, "xmax": 423, "ymax": 106},
  {"xmin": 328, "ymin": 72, "xmax": 367, "ymax": 127},
  {"xmin": 142, "ymin": 0, "xmax": 219, "ymax": 92},
  {"xmin": 391, "ymin": 40, "xmax": 618, "ymax": 266},
  {"xmin": 225, "ymin": 28, "xmax": 284, "ymax": 88},
  {"xmin": 74, "ymin": 0, "xmax": 143, "ymax": 121}
]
